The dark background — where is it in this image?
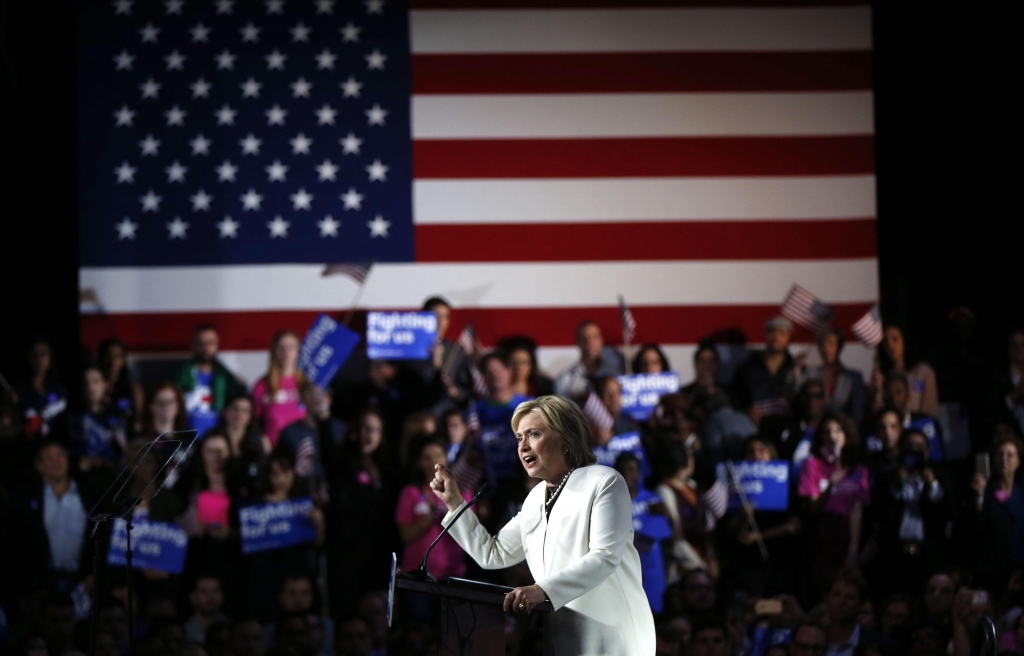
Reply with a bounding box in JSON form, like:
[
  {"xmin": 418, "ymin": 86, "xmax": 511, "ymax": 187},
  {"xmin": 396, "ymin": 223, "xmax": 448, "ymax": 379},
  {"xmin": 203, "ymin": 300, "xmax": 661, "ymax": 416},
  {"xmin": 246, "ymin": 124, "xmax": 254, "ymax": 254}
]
[{"xmin": 2, "ymin": 2, "xmax": 1021, "ymax": 396}]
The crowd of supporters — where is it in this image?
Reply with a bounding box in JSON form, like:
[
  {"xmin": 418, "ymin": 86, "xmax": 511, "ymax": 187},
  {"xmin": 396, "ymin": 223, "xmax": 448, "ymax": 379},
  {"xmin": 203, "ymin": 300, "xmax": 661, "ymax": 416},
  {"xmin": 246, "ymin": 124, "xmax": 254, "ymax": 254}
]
[{"xmin": 1, "ymin": 298, "xmax": 1023, "ymax": 656}]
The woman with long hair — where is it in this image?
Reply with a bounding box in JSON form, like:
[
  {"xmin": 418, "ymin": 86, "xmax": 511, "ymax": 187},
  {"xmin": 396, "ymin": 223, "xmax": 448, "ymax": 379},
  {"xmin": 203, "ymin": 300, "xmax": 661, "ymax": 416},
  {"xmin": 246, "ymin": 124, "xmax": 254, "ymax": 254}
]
[
  {"xmin": 498, "ymin": 337, "xmax": 554, "ymax": 398},
  {"xmin": 962, "ymin": 434, "xmax": 1024, "ymax": 595},
  {"xmin": 325, "ymin": 408, "xmax": 400, "ymax": 619},
  {"xmin": 178, "ymin": 430, "xmax": 241, "ymax": 602},
  {"xmin": 396, "ymin": 436, "xmax": 471, "ymax": 581},
  {"xmin": 141, "ymin": 382, "xmax": 190, "ymax": 439},
  {"xmin": 216, "ymin": 392, "xmax": 269, "ymax": 495},
  {"xmin": 252, "ymin": 330, "xmax": 307, "ymax": 446},
  {"xmin": 871, "ymin": 325, "xmax": 939, "ymax": 417},
  {"xmin": 97, "ymin": 337, "xmax": 145, "ymax": 435},
  {"xmin": 797, "ymin": 411, "xmax": 869, "ymax": 587}
]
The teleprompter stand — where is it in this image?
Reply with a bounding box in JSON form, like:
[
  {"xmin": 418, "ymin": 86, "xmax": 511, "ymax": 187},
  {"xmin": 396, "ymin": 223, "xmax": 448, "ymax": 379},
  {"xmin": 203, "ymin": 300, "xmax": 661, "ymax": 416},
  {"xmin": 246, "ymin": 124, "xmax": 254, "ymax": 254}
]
[{"xmin": 87, "ymin": 430, "xmax": 198, "ymax": 656}]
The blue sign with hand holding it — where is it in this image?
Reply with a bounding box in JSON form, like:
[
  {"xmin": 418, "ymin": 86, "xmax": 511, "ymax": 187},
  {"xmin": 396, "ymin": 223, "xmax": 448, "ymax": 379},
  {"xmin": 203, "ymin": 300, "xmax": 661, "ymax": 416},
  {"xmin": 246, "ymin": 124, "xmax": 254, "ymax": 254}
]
[
  {"xmin": 298, "ymin": 314, "xmax": 361, "ymax": 389},
  {"xmin": 240, "ymin": 497, "xmax": 318, "ymax": 554},
  {"xmin": 107, "ymin": 517, "xmax": 188, "ymax": 573},
  {"xmin": 618, "ymin": 373, "xmax": 680, "ymax": 421},
  {"xmin": 717, "ymin": 460, "xmax": 790, "ymax": 511},
  {"xmin": 366, "ymin": 312, "xmax": 438, "ymax": 360},
  {"xmin": 594, "ymin": 432, "xmax": 651, "ymax": 478}
]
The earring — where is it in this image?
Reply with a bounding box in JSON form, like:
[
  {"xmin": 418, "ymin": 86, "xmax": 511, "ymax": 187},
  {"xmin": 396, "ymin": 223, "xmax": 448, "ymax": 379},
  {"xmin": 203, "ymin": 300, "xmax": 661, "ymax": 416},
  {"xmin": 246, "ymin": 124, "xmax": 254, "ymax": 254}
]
[{"xmin": 562, "ymin": 448, "xmax": 569, "ymax": 455}]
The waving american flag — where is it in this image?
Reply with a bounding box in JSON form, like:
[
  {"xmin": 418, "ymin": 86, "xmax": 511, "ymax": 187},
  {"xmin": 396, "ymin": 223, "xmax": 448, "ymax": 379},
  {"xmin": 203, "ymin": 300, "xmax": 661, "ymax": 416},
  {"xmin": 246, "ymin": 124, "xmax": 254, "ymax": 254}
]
[{"xmin": 79, "ymin": 0, "xmax": 879, "ymax": 382}]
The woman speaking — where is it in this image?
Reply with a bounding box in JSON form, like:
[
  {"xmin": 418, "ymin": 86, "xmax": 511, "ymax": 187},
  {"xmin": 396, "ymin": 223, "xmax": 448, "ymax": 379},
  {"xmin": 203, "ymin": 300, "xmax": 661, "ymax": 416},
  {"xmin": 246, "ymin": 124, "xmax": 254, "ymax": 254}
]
[{"xmin": 430, "ymin": 396, "xmax": 656, "ymax": 656}]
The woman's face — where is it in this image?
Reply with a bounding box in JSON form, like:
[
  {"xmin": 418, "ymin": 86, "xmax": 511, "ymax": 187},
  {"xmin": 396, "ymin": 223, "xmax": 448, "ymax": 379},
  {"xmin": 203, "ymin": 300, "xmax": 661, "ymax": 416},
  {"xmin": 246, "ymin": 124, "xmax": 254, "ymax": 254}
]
[
  {"xmin": 107, "ymin": 344, "xmax": 126, "ymax": 376},
  {"xmin": 618, "ymin": 459, "xmax": 641, "ymax": 490},
  {"xmin": 30, "ymin": 343, "xmax": 51, "ymax": 376},
  {"xmin": 993, "ymin": 442, "xmax": 1020, "ymax": 479},
  {"xmin": 879, "ymin": 411, "xmax": 902, "ymax": 450},
  {"xmin": 202, "ymin": 437, "xmax": 230, "ymax": 473},
  {"xmin": 418, "ymin": 444, "xmax": 447, "ymax": 479},
  {"xmin": 446, "ymin": 414, "xmax": 468, "ymax": 444},
  {"xmin": 745, "ymin": 439, "xmax": 772, "ymax": 462},
  {"xmin": 819, "ymin": 333, "xmax": 840, "ymax": 365},
  {"xmin": 275, "ymin": 334, "xmax": 300, "ymax": 371},
  {"xmin": 269, "ymin": 459, "xmax": 295, "ymax": 494},
  {"xmin": 509, "ymin": 349, "xmax": 532, "ymax": 384},
  {"xmin": 884, "ymin": 327, "xmax": 905, "ymax": 362},
  {"xmin": 821, "ymin": 419, "xmax": 846, "ymax": 459},
  {"xmin": 881, "ymin": 600, "xmax": 910, "ymax": 636},
  {"xmin": 150, "ymin": 388, "xmax": 179, "ymax": 427},
  {"xmin": 640, "ymin": 348, "xmax": 664, "ymax": 374},
  {"xmin": 516, "ymin": 411, "xmax": 569, "ymax": 483},
  {"xmin": 358, "ymin": 414, "xmax": 384, "ymax": 455},
  {"xmin": 85, "ymin": 369, "xmax": 108, "ymax": 404},
  {"xmin": 224, "ymin": 398, "xmax": 252, "ymax": 432},
  {"xmin": 693, "ymin": 349, "xmax": 717, "ymax": 379}
]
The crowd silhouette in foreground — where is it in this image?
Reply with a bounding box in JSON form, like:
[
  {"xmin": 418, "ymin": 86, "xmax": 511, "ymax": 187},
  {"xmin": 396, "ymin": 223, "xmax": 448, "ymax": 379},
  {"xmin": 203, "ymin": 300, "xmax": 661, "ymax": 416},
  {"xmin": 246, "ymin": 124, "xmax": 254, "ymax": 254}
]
[{"xmin": 1, "ymin": 300, "xmax": 1023, "ymax": 656}]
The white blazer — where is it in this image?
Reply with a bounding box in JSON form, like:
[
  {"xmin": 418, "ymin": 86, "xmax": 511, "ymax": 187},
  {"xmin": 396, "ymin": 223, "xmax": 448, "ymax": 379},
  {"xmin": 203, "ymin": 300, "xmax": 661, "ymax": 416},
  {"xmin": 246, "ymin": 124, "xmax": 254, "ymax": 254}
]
[{"xmin": 443, "ymin": 464, "xmax": 655, "ymax": 656}]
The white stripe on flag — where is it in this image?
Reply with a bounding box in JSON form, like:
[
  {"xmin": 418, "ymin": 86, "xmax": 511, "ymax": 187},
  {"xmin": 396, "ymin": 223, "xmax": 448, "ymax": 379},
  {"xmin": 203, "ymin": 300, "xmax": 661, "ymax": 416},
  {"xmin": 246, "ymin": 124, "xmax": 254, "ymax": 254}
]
[
  {"xmin": 409, "ymin": 7, "xmax": 872, "ymax": 54},
  {"xmin": 412, "ymin": 92, "xmax": 874, "ymax": 139},
  {"xmin": 413, "ymin": 176, "xmax": 877, "ymax": 225},
  {"xmin": 80, "ymin": 260, "xmax": 879, "ymax": 313}
]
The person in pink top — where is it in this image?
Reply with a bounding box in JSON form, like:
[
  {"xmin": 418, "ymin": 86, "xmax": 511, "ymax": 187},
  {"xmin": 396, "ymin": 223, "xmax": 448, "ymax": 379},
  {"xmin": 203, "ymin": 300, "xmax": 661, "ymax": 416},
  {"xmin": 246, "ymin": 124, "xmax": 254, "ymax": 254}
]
[
  {"xmin": 253, "ymin": 330, "xmax": 307, "ymax": 447},
  {"xmin": 395, "ymin": 436, "xmax": 472, "ymax": 583},
  {"xmin": 798, "ymin": 411, "xmax": 870, "ymax": 588}
]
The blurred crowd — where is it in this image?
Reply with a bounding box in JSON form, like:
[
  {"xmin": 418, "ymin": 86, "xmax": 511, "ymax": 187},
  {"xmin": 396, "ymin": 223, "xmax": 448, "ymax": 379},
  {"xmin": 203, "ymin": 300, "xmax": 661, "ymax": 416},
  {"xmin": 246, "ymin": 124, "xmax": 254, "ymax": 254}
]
[{"xmin": 1, "ymin": 298, "xmax": 1023, "ymax": 656}]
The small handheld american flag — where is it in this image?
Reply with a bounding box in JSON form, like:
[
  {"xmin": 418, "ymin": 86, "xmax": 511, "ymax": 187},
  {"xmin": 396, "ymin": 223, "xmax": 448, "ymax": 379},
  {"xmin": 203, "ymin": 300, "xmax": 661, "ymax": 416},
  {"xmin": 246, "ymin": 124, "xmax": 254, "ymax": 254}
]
[
  {"xmin": 619, "ymin": 295, "xmax": 637, "ymax": 346},
  {"xmin": 321, "ymin": 261, "xmax": 373, "ymax": 284},
  {"xmin": 780, "ymin": 284, "xmax": 835, "ymax": 334},
  {"xmin": 582, "ymin": 391, "xmax": 614, "ymax": 432},
  {"xmin": 850, "ymin": 303, "xmax": 884, "ymax": 347}
]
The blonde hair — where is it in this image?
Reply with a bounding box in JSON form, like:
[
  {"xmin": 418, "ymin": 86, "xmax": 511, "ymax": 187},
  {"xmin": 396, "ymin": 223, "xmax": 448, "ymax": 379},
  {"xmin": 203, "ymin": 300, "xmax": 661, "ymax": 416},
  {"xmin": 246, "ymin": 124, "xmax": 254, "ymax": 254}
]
[
  {"xmin": 511, "ymin": 396, "xmax": 597, "ymax": 469},
  {"xmin": 267, "ymin": 330, "xmax": 306, "ymax": 396}
]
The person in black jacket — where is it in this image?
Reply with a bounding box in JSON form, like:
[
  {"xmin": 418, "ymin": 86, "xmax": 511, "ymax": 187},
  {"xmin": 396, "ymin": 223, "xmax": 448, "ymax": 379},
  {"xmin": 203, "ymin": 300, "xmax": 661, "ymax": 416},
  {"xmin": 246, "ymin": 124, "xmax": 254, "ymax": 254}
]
[
  {"xmin": 866, "ymin": 428, "xmax": 954, "ymax": 600},
  {"xmin": 9, "ymin": 438, "xmax": 97, "ymax": 596},
  {"xmin": 959, "ymin": 434, "xmax": 1024, "ymax": 596}
]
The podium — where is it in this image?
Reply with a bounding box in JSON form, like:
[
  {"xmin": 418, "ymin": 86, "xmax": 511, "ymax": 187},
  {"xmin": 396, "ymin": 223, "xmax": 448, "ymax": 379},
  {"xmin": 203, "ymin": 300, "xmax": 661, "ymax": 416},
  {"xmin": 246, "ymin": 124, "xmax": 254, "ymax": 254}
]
[{"xmin": 395, "ymin": 575, "xmax": 553, "ymax": 656}]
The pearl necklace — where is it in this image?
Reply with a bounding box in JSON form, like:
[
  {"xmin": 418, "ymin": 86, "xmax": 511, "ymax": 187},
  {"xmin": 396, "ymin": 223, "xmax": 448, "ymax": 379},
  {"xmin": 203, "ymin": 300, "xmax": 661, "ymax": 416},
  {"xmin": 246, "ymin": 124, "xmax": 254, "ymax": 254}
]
[{"xmin": 545, "ymin": 468, "xmax": 574, "ymax": 511}]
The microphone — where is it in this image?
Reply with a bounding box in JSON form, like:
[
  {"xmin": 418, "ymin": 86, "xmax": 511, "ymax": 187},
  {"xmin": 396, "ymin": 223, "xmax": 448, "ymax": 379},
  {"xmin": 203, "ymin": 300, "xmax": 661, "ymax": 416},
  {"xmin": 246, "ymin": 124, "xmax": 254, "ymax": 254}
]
[{"xmin": 406, "ymin": 481, "xmax": 496, "ymax": 582}]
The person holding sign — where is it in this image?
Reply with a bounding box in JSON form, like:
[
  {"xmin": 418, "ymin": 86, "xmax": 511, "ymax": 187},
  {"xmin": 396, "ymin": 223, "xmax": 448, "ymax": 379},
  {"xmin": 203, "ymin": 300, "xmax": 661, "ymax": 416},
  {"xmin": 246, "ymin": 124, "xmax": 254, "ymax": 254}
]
[
  {"xmin": 430, "ymin": 396, "xmax": 655, "ymax": 656},
  {"xmin": 241, "ymin": 448, "xmax": 324, "ymax": 622},
  {"xmin": 720, "ymin": 437, "xmax": 802, "ymax": 599}
]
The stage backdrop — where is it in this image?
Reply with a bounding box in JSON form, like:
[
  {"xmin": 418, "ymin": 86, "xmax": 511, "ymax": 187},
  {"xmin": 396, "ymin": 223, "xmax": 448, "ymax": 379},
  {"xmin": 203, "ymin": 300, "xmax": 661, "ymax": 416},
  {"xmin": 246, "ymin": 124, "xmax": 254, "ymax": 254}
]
[{"xmin": 77, "ymin": 0, "xmax": 877, "ymax": 385}]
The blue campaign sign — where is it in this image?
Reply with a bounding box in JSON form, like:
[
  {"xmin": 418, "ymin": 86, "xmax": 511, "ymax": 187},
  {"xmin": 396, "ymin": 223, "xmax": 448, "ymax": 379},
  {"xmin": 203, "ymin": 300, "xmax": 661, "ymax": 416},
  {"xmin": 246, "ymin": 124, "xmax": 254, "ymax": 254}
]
[
  {"xmin": 366, "ymin": 312, "xmax": 438, "ymax": 360},
  {"xmin": 717, "ymin": 460, "xmax": 790, "ymax": 511},
  {"xmin": 594, "ymin": 432, "xmax": 651, "ymax": 478},
  {"xmin": 107, "ymin": 517, "xmax": 188, "ymax": 574},
  {"xmin": 298, "ymin": 314, "xmax": 361, "ymax": 389},
  {"xmin": 618, "ymin": 373, "xmax": 680, "ymax": 421},
  {"xmin": 909, "ymin": 416, "xmax": 945, "ymax": 462},
  {"xmin": 239, "ymin": 497, "xmax": 318, "ymax": 555},
  {"xmin": 750, "ymin": 627, "xmax": 791, "ymax": 656}
]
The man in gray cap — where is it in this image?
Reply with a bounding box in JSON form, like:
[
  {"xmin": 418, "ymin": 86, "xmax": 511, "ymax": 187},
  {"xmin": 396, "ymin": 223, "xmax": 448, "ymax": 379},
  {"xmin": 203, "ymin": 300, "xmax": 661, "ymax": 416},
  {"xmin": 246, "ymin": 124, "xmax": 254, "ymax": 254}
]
[{"xmin": 729, "ymin": 316, "xmax": 803, "ymax": 422}]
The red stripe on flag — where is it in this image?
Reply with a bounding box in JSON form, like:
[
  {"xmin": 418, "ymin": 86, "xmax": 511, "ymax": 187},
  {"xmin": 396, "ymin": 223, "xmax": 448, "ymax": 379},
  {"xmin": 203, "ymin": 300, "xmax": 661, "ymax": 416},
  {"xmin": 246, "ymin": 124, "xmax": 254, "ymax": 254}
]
[
  {"xmin": 413, "ymin": 136, "xmax": 875, "ymax": 179},
  {"xmin": 412, "ymin": 52, "xmax": 872, "ymax": 95},
  {"xmin": 415, "ymin": 219, "xmax": 877, "ymax": 262},
  {"xmin": 81, "ymin": 303, "xmax": 874, "ymax": 354}
]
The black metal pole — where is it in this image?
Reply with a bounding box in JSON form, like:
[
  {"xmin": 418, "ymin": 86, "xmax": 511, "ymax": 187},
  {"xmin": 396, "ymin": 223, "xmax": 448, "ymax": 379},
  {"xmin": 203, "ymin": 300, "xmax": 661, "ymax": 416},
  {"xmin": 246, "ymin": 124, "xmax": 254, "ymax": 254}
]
[
  {"xmin": 125, "ymin": 515, "xmax": 134, "ymax": 655},
  {"xmin": 88, "ymin": 518, "xmax": 109, "ymax": 656}
]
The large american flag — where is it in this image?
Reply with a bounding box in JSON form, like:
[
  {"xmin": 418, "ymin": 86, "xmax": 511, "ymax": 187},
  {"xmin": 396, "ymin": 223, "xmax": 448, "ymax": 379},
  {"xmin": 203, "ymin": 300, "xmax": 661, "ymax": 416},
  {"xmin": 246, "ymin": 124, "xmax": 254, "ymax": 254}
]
[{"xmin": 78, "ymin": 0, "xmax": 878, "ymax": 383}]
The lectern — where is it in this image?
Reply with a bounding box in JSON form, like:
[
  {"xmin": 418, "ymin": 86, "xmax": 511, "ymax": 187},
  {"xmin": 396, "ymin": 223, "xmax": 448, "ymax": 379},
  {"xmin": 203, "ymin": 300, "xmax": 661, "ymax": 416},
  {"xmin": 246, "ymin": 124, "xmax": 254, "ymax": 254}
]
[{"xmin": 395, "ymin": 575, "xmax": 552, "ymax": 656}]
